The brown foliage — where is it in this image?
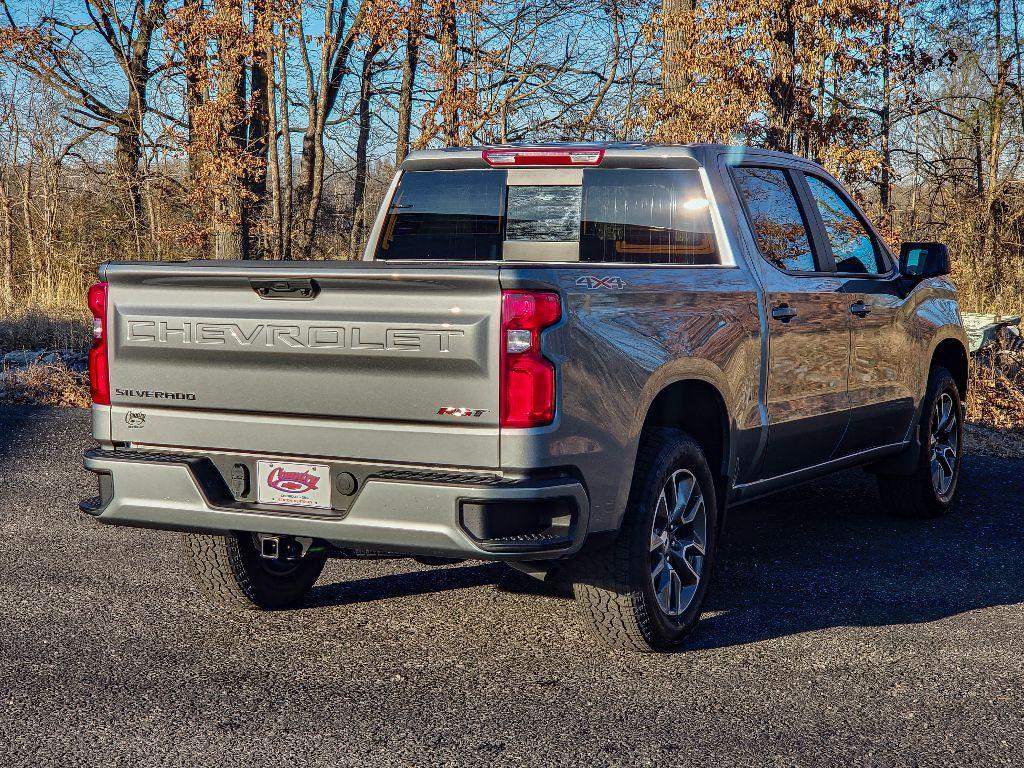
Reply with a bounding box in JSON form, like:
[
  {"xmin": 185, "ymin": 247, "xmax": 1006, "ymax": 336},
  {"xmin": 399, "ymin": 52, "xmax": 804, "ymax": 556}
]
[
  {"xmin": 1, "ymin": 362, "xmax": 90, "ymax": 408},
  {"xmin": 968, "ymin": 356, "xmax": 1024, "ymax": 432}
]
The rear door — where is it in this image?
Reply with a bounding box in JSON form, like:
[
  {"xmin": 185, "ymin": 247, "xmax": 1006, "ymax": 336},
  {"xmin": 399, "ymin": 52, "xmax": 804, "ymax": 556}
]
[
  {"xmin": 799, "ymin": 172, "xmax": 916, "ymax": 453},
  {"xmin": 104, "ymin": 263, "xmax": 502, "ymax": 468},
  {"xmin": 730, "ymin": 165, "xmax": 852, "ymax": 479}
]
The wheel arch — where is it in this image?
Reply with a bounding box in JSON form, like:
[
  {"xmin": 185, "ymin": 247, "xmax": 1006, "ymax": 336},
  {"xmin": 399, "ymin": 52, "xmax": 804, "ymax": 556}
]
[
  {"xmin": 930, "ymin": 337, "xmax": 969, "ymax": 398},
  {"xmin": 869, "ymin": 333, "xmax": 969, "ymax": 477},
  {"xmin": 640, "ymin": 378, "xmax": 731, "ymax": 481},
  {"xmin": 623, "ymin": 376, "xmax": 733, "ymax": 529}
]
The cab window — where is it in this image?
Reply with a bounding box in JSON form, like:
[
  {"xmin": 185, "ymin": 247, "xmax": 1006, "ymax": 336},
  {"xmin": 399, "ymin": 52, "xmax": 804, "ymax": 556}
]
[
  {"xmin": 804, "ymin": 175, "xmax": 885, "ymax": 274},
  {"xmin": 731, "ymin": 167, "xmax": 818, "ymax": 272}
]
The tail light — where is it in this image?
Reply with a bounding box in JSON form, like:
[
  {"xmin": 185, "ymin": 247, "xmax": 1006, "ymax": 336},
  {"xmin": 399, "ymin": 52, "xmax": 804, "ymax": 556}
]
[
  {"xmin": 87, "ymin": 282, "xmax": 110, "ymax": 405},
  {"xmin": 500, "ymin": 290, "xmax": 561, "ymax": 428},
  {"xmin": 482, "ymin": 148, "xmax": 604, "ymax": 166}
]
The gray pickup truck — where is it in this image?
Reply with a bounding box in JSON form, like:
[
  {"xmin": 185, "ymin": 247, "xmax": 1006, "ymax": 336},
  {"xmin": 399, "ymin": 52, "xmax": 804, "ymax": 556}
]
[{"xmin": 81, "ymin": 143, "xmax": 969, "ymax": 652}]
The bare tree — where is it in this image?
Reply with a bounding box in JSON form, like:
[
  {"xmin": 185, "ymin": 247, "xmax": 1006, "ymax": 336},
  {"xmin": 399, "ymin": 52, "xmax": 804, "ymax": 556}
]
[
  {"xmin": 292, "ymin": 0, "xmax": 368, "ymax": 259},
  {"xmin": 0, "ymin": 0, "xmax": 167, "ymax": 232}
]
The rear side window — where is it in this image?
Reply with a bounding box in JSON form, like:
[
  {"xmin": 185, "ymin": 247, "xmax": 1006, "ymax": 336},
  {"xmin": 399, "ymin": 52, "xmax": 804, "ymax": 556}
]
[
  {"xmin": 580, "ymin": 169, "xmax": 718, "ymax": 264},
  {"xmin": 732, "ymin": 167, "xmax": 817, "ymax": 272},
  {"xmin": 376, "ymin": 170, "xmax": 505, "ymax": 260},
  {"xmin": 377, "ymin": 166, "xmax": 719, "ymax": 264}
]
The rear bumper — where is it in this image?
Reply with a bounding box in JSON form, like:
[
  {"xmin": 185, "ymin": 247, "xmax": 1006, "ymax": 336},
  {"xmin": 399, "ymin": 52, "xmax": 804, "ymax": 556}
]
[{"xmin": 81, "ymin": 449, "xmax": 589, "ymax": 560}]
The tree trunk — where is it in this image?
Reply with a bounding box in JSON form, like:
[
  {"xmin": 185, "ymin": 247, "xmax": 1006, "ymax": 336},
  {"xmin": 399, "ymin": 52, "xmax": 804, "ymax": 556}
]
[
  {"xmin": 114, "ymin": 123, "xmax": 144, "ymax": 245},
  {"xmin": 248, "ymin": 0, "xmax": 271, "ymax": 257},
  {"xmin": 0, "ymin": 178, "xmax": 13, "ymax": 305},
  {"xmin": 395, "ymin": 0, "xmax": 422, "ymax": 164},
  {"xmin": 987, "ymin": 0, "xmax": 1009, "ymax": 296},
  {"xmin": 184, "ymin": 0, "xmax": 209, "ymax": 184},
  {"xmin": 20, "ymin": 161, "xmax": 36, "ymax": 299},
  {"xmin": 1014, "ymin": 0, "xmax": 1024, "ymax": 137},
  {"xmin": 293, "ymin": 0, "xmax": 366, "ymax": 260},
  {"xmin": 278, "ymin": 26, "xmax": 293, "ymax": 260},
  {"xmin": 437, "ymin": 3, "xmax": 460, "ymax": 146},
  {"xmin": 116, "ymin": 12, "xmax": 161, "ymax": 253},
  {"xmin": 266, "ymin": 36, "xmax": 283, "ymax": 259},
  {"xmin": 247, "ymin": 56, "xmax": 269, "ymax": 258},
  {"xmin": 351, "ymin": 44, "xmax": 379, "ymax": 256},
  {"xmin": 211, "ymin": 0, "xmax": 247, "ymax": 260},
  {"xmin": 662, "ymin": 0, "xmax": 694, "ymax": 98},
  {"xmin": 766, "ymin": 1, "xmax": 797, "ymax": 151},
  {"xmin": 879, "ymin": 4, "xmax": 893, "ymax": 217}
]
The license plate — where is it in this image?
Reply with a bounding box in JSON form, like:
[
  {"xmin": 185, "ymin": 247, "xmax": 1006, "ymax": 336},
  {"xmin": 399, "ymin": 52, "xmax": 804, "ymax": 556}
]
[{"xmin": 257, "ymin": 461, "xmax": 331, "ymax": 509}]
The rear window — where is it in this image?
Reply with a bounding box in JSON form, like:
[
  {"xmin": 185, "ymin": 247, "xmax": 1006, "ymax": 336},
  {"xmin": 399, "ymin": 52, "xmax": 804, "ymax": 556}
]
[
  {"xmin": 581, "ymin": 169, "xmax": 717, "ymax": 264},
  {"xmin": 376, "ymin": 167, "xmax": 718, "ymax": 264},
  {"xmin": 376, "ymin": 170, "xmax": 505, "ymax": 261}
]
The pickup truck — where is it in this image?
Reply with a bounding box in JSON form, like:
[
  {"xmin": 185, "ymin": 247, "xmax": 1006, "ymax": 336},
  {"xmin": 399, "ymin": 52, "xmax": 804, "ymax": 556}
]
[{"xmin": 81, "ymin": 143, "xmax": 969, "ymax": 652}]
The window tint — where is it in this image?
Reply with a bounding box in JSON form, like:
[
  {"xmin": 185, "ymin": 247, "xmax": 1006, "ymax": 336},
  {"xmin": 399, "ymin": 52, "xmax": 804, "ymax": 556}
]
[
  {"xmin": 376, "ymin": 170, "xmax": 505, "ymax": 260},
  {"xmin": 377, "ymin": 167, "xmax": 720, "ymax": 263},
  {"xmin": 580, "ymin": 169, "xmax": 718, "ymax": 264},
  {"xmin": 805, "ymin": 176, "xmax": 884, "ymax": 274},
  {"xmin": 506, "ymin": 185, "xmax": 582, "ymax": 241},
  {"xmin": 732, "ymin": 167, "xmax": 817, "ymax": 272}
]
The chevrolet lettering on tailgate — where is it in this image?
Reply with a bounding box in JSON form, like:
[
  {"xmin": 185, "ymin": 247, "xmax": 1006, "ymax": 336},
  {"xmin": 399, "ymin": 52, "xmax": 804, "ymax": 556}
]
[{"xmin": 125, "ymin": 320, "xmax": 465, "ymax": 353}]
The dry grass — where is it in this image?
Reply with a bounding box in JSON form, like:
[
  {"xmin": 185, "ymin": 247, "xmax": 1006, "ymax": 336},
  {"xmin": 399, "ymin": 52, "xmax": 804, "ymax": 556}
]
[
  {"xmin": 967, "ymin": 358, "xmax": 1024, "ymax": 429},
  {"xmin": 964, "ymin": 353, "xmax": 1024, "ymax": 457},
  {"xmin": 0, "ymin": 303, "xmax": 91, "ymax": 353},
  {"xmin": 1, "ymin": 362, "xmax": 91, "ymax": 408}
]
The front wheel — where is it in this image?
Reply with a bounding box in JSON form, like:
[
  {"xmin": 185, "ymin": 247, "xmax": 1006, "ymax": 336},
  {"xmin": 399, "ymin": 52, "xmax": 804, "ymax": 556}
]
[
  {"xmin": 877, "ymin": 365, "xmax": 964, "ymax": 518},
  {"xmin": 571, "ymin": 429, "xmax": 719, "ymax": 652},
  {"xmin": 182, "ymin": 533, "xmax": 327, "ymax": 610}
]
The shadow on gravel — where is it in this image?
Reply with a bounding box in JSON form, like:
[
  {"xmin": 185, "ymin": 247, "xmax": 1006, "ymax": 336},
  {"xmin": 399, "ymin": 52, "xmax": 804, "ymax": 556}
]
[
  {"xmin": 306, "ymin": 454, "xmax": 1024, "ymax": 651},
  {"xmin": 307, "ymin": 563, "xmax": 504, "ymax": 607},
  {"xmin": 692, "ymin": 454, "xmax": 1024, "ymax": 650},
  {"xmin": 306, "ymin": 561, "xmax": 569, "ymax": 608}
]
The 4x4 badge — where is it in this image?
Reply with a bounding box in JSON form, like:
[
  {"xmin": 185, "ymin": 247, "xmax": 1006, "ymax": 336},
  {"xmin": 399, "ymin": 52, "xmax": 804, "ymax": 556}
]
[{"xmin": 575, "ymin": 275, "xmax": 626, "ymax": 290}]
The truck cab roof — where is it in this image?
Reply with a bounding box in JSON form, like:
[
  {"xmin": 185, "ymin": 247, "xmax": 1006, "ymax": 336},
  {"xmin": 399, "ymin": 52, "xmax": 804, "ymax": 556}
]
[{"xmin": 401, "ymin": 142, "xmax": 810, "ymax": 172}]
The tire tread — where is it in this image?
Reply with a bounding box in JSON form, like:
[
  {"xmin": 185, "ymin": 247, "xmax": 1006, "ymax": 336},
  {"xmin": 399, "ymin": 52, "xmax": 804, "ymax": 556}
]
[
  {"xmin": 181, "ymin": 533, "xmax": 325, "ymax": 610},
  {"xmin": 573, "ymin": 428, "xmax": 715, "ymax": 652}
]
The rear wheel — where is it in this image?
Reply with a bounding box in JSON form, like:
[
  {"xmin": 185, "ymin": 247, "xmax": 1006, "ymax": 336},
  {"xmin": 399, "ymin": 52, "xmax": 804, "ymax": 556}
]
[
  {"xmin": 571, "ymin": 429, "xmax": 718, "ymax": 652},
  {"xmin": 182, "ymin": 533, "xmax": 327, "ymax": 610},
  {"xmin": 877, "ymin": 366, "xmax": 963, "ymax": 518}
]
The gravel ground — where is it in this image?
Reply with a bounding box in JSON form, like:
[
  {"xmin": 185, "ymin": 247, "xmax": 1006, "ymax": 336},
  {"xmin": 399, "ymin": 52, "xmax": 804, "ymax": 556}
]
[{"xmin": 1, "ymin": 405, "xmax": 1022, "ymax": 767}]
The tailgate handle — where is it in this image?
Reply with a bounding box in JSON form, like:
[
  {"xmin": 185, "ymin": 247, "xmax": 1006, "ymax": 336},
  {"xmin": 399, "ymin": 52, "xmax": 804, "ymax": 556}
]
[{"xmin": 251, "ymin": 279, "xmax": 319, "ymax": 300}]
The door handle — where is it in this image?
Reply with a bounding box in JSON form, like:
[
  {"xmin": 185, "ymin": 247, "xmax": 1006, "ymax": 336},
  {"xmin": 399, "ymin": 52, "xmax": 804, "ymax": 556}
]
[
  {"xmin": 850, "ymin": 300, "xmax": 871, "ymax": 318},
  {"xmin": 771, "ymin": 303, "xmax": 798, "ymax": 322},
  {"xmin": 251, "ymin": 279, "xmax": 319, "ymax": 300}
]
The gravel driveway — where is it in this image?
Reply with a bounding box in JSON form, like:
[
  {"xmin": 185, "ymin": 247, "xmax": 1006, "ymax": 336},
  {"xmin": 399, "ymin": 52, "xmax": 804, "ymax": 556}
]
[{"xmin": 1, "ymin": 405, "xmax": 1022, "ymax": 767}]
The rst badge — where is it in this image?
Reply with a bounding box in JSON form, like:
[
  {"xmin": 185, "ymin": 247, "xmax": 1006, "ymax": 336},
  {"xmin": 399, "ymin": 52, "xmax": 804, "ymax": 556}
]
[{"xmin": 437, "ymin": 407, "xmax": 489, "ymax": 418}]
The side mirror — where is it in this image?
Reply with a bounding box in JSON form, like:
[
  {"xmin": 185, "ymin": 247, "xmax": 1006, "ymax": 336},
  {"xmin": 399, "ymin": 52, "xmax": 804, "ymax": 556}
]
[{"xmin": 899, "ymin": 242, "xmax": 950, "ymax": 280}]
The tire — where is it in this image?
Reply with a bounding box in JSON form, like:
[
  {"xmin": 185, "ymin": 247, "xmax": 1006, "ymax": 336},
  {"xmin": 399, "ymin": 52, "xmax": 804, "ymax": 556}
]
[
  {"xmin": 182, "ymin": 533, "xmax": 327, "ymax": 610},
  {"xmin": 572, "ymin": 428, "xmax": 719, "ymax": 652},
  {"xmin": 877, "ymin": 365, "xmax": 964, "ymax": 518}
]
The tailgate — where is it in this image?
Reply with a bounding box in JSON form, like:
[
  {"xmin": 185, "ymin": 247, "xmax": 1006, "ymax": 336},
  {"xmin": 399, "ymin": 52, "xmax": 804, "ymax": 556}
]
[{"xmin": 102, "ymin": 262, "xmax": 501, "ymax": 468}]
